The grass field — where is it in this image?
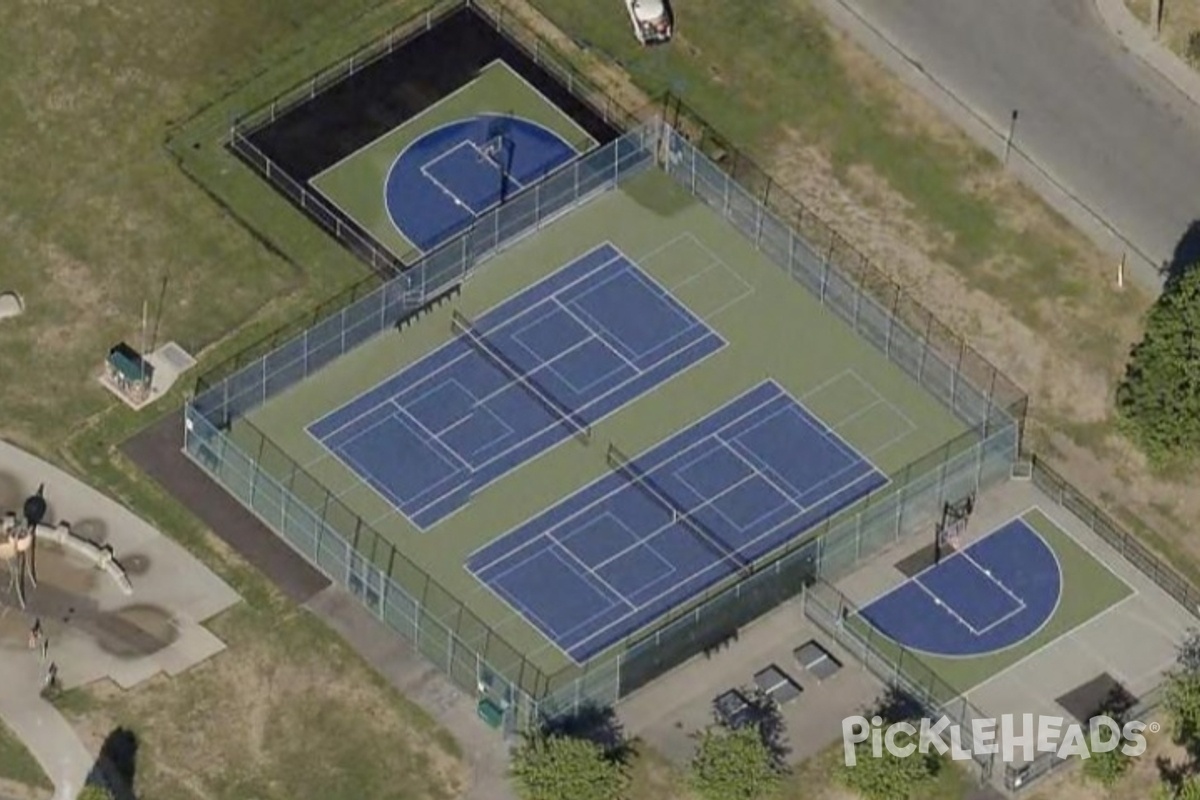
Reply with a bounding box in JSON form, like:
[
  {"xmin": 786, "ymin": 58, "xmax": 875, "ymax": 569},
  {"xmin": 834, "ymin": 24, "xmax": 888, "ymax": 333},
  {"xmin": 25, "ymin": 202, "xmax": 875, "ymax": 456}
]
[
  {"xmin": 0, "ymin": 718, "xmax": 51, "ymax": 791},
  {"xmin": 246, "ymin": 161, "xmax": 967, "ymax": 678},
  {"xmin": 0, "ymin": 0, "xmax": 1187, "ymax": 797},
  {"xmin": 846, "ymin": 508, "xmax": 1133, "ymax": 698}
]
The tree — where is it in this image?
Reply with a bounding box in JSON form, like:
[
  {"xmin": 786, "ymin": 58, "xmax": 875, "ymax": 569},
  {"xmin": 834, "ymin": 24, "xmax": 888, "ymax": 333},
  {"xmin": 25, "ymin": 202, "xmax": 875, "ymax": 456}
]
[
  {"xmin": 837, "ymin": 726, "xmax": 939, "ymax": 800},
  {"xmin": 1164, "ymin": 632, "xmax": 1200, "ymax": 748},
  {"xmin": 510, "ymin": 732, "xmax": 629, "ymax": 800},
  {"xmin": 689, "ymin": 725, "xmax": 783, "ymax": 800},
  {"xmin": 1116, "ymin": 264, "xmax": 1200, "ymax": 464},
  {"xmin": 76, "ymin": 786, "xmax": 115, "ymax": 800}
]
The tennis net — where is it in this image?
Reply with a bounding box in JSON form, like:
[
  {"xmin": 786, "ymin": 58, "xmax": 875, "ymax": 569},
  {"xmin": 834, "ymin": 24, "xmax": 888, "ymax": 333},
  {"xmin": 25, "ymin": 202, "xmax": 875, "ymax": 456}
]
[
  {"xmin": 606, "ymin": 443, "xmax": 749, "ymax": 575},
  {"xmin": 451, "ymin": 309, "xmax": 592, "ymax": 444}
]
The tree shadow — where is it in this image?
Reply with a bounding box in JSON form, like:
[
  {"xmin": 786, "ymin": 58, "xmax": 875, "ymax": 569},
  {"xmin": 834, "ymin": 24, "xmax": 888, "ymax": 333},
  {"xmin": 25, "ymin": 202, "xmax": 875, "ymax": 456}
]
[
  {"xmin": 1159, "ymin": 219, "xmax": 1200, "ymax": 290},
  {"xmin": 85, "ymin": 727, "xmax": 139, "ymax": 800},
  {"xmin": 543, "ymin": 703, "xmax": 635, "ymax": 765},
  {"xmin": 744, "ymin": 689, "xmax": 791, "ymax": 771},
  {"xmin": 1157, "ymin": 754, "xmax": 1194, "ymax": 791},
  {"xmin": 869, "ymin": 685, "xmax": 925, "ymax": 725}
]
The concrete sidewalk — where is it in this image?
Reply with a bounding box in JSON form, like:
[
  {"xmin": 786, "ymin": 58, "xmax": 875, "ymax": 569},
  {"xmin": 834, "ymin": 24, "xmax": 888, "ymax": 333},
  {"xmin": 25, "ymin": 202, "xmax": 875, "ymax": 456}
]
[
  {"xmin": 1094, "ymin": 0, "xmax": 1200, "ymax": 109},
  {"xmin": 0, "ymin": 636, "xmax": 91, "ymax": 800}
]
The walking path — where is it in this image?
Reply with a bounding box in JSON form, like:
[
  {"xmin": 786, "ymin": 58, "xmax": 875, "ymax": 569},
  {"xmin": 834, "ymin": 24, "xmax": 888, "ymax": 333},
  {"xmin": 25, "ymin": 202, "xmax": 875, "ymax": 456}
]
[
  {"xmin": 1094, "ymin": 0, "xmax": 1200, "ymax": 109},
  {"xmin": 0, "ymin": 651, "xmax": 90, "ymax": 800}
]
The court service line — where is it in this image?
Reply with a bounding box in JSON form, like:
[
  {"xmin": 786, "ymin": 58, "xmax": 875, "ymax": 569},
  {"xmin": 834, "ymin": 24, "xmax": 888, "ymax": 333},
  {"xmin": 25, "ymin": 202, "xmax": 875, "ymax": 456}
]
[
  {"xmin": 470, "ymin": 539, "xmax": 629, "ymax": 657},
  {"xmin": 959, "ymin": 549, "xmax": 1024, "ymax": 606},
  {"xmin": 545, "ymin": 294, "xmax": 640, "ymax": 374},
  {"xmin": 557, "ymin": 248, "xmax": 730, "ymax": 362},
  {"xmin": 664, "ymin": 436, "xmax": 803, "ymax": 535},
  {"xmin": 911, "ymin": 579, "xmax": 982, "ymax": 634},
  {"xmin": 547, "ymin": 447, "xmax": 888, "ymax": 649},
  {"xmin": 463, "ymin": 383, "xmax": 792, "ymax": 568},
  {"xmin": 971, "ymin": 602, "xmax": 1028, "ymax": 637},
  {"xmin": 694, "ymin": 434, "xmax": 806, "ymax": 518}
]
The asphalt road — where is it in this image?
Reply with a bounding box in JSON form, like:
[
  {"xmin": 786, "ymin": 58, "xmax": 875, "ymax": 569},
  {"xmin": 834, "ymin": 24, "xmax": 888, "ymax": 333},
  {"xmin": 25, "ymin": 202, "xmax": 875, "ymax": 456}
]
[{"xmin": 819, "ymin": 0, "xmax": 1200, "ymax": 289}]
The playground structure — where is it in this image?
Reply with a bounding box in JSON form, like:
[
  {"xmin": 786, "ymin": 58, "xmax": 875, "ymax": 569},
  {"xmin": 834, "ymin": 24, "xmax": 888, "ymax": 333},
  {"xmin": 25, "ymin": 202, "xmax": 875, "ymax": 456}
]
[{"xmin": 1, "ymin": 486, "xmax": 132, "ymax": 610}]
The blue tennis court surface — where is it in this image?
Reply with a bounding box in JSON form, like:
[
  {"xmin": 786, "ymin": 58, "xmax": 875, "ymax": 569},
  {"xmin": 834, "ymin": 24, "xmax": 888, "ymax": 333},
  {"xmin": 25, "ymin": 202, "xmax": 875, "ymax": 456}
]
[
  {"xmin": 467, "ymin": 380, "xmax": 888, "ymax": 663},
  {"xmin": 308, "ymin": 243, "xmax": 724, "ymax": 530},
  {"xmin": 857, "ymin": 519, "xmax": 1062, "ymax": 656},
  {"xmin": 386, "ymin": 114, "xmax": 579, "ymax": 251}
]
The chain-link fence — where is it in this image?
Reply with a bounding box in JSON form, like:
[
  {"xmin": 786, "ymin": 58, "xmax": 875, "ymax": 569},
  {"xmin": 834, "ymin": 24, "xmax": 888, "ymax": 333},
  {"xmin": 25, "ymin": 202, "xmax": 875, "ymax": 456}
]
[
  {"xmin": 226, "ymin": 0, "xmax": 654, "ymax": 272},
  {"xmin": 804, "ymin": 579, "xmax": 997, "ymax": 779},
  {"xmin": 188, "ymin": 116, "xmax": 1025, "ymax": 729},
  {"xmin": 186, "ymin": 4, "xmax": 1033, "ymax": 729}
]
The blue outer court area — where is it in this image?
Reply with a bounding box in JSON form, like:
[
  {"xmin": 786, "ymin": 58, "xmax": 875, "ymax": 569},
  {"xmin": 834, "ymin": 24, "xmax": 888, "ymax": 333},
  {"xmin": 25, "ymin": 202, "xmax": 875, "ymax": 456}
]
[
  {"xmin": 467, "ymin": 380, "xmax": 888, "ymax": 663},
  {"xmin": 857, "ymin": 519, "xmax": 1062, "ymax": 657},
  {"xmin": 386, "ymin": 114, "xmax": 578, "ymax": 251},
  {"xmin": 308, "ymin": 243, "xmax": 724, "ymax": 530}
]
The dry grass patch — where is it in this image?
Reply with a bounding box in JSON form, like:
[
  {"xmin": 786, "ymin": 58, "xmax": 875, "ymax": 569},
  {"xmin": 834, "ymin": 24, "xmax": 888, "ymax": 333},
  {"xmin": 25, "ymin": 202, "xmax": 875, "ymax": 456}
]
[{"xmin": 57, "ymin": 602, "xmax": 465, "ymax": 800}]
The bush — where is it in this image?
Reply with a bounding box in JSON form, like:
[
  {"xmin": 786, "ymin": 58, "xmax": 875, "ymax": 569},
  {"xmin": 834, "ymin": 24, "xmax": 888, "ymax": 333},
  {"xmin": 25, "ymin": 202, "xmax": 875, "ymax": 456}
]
[
  {"xmin": 689, "ymin": 725, "xmax": 783, "ymax": 800},
  {"xmin": 510, "ymin": 732, "xmax": 629, "ymax": 800},
  {"xmin": 76, "ymin": 786, "xmax": 115, "ymax": 800},
  {"xmin": 1081, "ymin": 722, "xmax": 1131, "ymax": 787}
]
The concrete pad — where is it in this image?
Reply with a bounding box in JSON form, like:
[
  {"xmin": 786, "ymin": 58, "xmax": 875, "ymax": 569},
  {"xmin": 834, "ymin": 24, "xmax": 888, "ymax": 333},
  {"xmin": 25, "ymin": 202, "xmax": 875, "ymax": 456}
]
[
  {"xmin": 619, "ymin": 596, "xmax": 886, "ymax": 767},
  {"xmin": 0, "ymin": 437, "xmax": 242, "ymax": 800}
]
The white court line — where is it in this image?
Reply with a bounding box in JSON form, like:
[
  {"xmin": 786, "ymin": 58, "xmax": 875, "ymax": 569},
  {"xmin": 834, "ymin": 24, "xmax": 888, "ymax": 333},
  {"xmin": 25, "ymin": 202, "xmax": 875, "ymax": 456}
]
[
  {"xmin": 960, "ymin": 549, "xmax": 1024, "ymax": 606},
  {"xmin": 853, "ymin": 517, "xmax": 1069, "ymax": 663},
  {"xmin": 708, "ymin": 431, "xmax": 807, "ymax": 515},
  {"xmin": 672, "ymin": 443, "xmax": 799, "ymax": 542},
  {"xmin": 957, "ymin": 592, "xmax": 1141, "ymax": 705},
  {"xmin": 913, "ymin": 560, "xmax": 1027, "ymax": 637},
  {"xmin": 307, "ymin": 244, "xmax": 626, "ymax": 441},
  {"xmin": 481, "ymin": 386, "xmax": 892, "ymax": 650},
  {"xmin": 381, "ymin": 112, "xmax": 577, "ymax": 243},
  {"xmin": 912, "ymin": 580, "xmax": 981, "ymax": 634},
  {"xmin": 561, "ymin": 251, "xmax": 724, "ymax": 364},
  {"xmin": 471, "ymin": 539, "xmax": 629, "ymax": 654},
  {"xmin": 388, "ymin": 399, "xmax": 472, "ymax": 472},
  {"xmin": 308, "ymin": 58, "xmax": 515, "ymax": 184},
  {"xmin": 490, "ymin": 59, "xmax": 600, "ymax": 150},
  {"xmin": 464, "ymin": 382, "xmax": 787, "ymax": 569},
  {"xmin": 550, "ymin": 295, "xmax": 641, "ymax": 375}
]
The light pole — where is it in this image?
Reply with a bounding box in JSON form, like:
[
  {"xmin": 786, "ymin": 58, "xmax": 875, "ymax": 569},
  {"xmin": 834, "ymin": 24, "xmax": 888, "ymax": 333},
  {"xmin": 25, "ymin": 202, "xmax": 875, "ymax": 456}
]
[{"xmin": 1003, "ymin": 110, "xmax": 1019, "ymax": 165}]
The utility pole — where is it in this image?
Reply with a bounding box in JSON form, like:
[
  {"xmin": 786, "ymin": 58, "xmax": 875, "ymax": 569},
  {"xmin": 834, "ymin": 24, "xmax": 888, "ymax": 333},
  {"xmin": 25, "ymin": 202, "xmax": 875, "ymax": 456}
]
[
  {"xmin": 1003, "ymin": 110, "xmax": 1019, "ymax": 165},
  {"xmin": 1153, "ymin": 0, "xmax": 1163, "ymax": 38}
]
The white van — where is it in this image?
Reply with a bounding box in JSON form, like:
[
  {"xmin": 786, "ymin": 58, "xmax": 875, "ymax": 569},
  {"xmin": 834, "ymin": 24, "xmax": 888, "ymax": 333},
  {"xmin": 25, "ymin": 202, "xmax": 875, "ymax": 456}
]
[{"xmin": 625, "ymin": 0, "xmax": 673, "ymax": 45}]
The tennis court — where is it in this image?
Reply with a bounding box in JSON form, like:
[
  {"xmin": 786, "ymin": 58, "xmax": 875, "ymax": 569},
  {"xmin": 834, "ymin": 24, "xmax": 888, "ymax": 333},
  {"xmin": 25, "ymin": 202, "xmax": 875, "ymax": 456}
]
[
  {"xmin": 307, "ymin": 242, "xmax": 724, "ymax": 529},
  {"xmin": 246, "ymin": 163, "xmax": 966, "ymax": 679},
  {"xmin": 467, "ymin": 380, "xmax": 887, "ymax": 663}
]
